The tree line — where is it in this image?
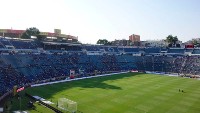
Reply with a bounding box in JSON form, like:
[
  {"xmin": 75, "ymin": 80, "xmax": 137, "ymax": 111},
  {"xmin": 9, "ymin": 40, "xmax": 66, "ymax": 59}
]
[
  {"xmin": 96, "ymin": 35, "xmax": 184, "ymax": 47},
  {"xmin": 21, "ymin": 27, "xmax": 46, "ymax": 41},
  {"xmin": 20, "ymin": 28, "xmax": 199, "ymax": 47}
]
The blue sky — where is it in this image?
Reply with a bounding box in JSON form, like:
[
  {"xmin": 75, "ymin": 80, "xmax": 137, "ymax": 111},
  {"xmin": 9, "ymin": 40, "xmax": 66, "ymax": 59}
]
[{"xmin": 0, "ymin": 0, "xmax": 200, "ymax": 44}]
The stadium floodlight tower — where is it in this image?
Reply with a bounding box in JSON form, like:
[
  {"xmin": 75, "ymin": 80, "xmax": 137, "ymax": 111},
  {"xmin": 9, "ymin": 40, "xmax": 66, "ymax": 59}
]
[{"xmin": 58, "ymin": 98, "xmax": 77, "ymax": 113}]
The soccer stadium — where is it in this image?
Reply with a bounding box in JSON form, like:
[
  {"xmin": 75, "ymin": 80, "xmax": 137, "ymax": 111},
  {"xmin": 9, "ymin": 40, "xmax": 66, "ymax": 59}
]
[{"xmin": 0, "ymin": 28, "xmax": 199, "ymax": 113}]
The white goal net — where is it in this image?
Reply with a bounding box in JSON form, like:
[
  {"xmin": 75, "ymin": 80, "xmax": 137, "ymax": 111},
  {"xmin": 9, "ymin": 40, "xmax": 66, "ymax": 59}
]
[{"xmin": 58, "ymin": 98, "xmax": 77, "ymax": 113}]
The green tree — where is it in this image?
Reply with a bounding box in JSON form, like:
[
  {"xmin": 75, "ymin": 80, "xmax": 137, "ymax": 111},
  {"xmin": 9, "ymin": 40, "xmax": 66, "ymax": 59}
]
[
  {"xmin": 36, "ymin": 35, "xmax": 46, "ymax": 41},
  {"xmin": 166, "ymin": 35, "xmax": 178, "ymax": 45},
  {"xmin": 166, "ymin": 35, "xmax": 173, "ymax": 44},
  {"xmin": 21, "ymin": 32, "xmax": 30, "ymax": 39},
  {"xmin": 105, "ymin": 41, "xmax": 112, "ymax": 45},
  {"xmin": 21, "ymin": 27, "xmax": 40, "ymax": 39},
  {"xmin": 97, "ymin": 39, "xmax": 109, "ymax": 45},
  {"xmin": 97, "ymin": 39, "xmax": 102, "ymax": 44},
  {"xmin": 192, "ymin": 39, "xmax": 200, "ymax": 47},
  {"xmin": 27, "ymin": 27, "xmax": 40, "ymax": 36},
  {"xmin": 192, "ymin": 39, "xmax": 198, "ymax": 45}
]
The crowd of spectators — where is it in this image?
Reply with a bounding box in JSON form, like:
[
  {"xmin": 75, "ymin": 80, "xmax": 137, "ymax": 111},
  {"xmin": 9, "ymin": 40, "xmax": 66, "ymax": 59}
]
[
  {"xmin": 0, "ymin": 52, "xmax": 138, "ymax": 96},
  {"xmin": 179, "ymin": 56, "xmax": 200, "ymax": 75},
  {"xmin": 1, "ymin": 40, "xmax": 200, "ymax": 98},
  {"xmin": 135, "ymin": 55, "xmax": 200, "ymax": 76},
  {"xmin": 1, "ymin": 50, "xmax": 200, "ymax": 97},
  {"xmin": 0, "ymin": 38, "xmax": 39, "ymax": 49},
  {"xmin": 0, "ymin": 64, "xmax": 30, "ymax": 96}
]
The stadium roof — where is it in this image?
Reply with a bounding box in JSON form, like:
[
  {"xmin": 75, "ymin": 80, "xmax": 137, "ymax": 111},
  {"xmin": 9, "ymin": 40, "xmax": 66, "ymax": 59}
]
[{"xmin": 43, "ymin": 41, "xmax": 82, "ymax": 46}]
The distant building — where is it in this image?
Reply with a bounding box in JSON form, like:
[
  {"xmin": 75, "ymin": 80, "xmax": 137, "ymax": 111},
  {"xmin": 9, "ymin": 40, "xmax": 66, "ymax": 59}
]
[
  {"xmin": 184, "ymin": 38, "xmax": 200, "ymax": 47},
  {"xmin": 111, "ymin": 39, "xmax": 129, "ymax": 46},
  {"xmin": 141, "ymin": 40, "xmax": 168, "ymax": 47},
  {"xmin": 141, "ymin": 39, "xmax": 183, "ymax": 48},
  {"xmin": 185, "ymin": 38, "xmax": 200, "ymax": 44},
  {"xmin": 0, "ymin": 28, "xmax": 78, "ymax": 42},
  {"xmin": 129, "ymin": 34, "xmax": 140, "ymax": 42},
  {"xmin": 129, "ymin": 34, "xmax": 141, "ymax": 46},
  {"xmin": 168, "ymin": 40, "xmax": 183, "ymax": 48}
]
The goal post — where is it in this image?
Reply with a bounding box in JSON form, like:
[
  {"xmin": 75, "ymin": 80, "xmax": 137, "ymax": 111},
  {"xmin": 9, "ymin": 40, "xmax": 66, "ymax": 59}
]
[{"xmin": 58, "ymin": 98, "xmax": 77, "ymax": 113}]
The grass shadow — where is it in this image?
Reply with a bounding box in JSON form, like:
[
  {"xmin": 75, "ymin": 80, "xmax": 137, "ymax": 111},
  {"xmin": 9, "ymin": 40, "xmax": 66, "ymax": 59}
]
[
  {"xmin": 8, "ymin": 72, "xmax": 144, "ymax": 112},
  {"xmin": 25, "ymin": 72, "xmax": 144, "ymax": 98}
]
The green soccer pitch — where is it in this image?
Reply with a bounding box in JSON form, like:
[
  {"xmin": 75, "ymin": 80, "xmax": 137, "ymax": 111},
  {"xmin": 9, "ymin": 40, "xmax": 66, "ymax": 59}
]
[{"xmin": 7, "ymin": 72, "xmax": 200, "ymax": 113}]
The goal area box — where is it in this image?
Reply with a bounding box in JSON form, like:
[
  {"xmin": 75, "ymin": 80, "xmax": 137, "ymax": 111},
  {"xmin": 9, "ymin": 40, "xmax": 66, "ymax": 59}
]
[{"xmin": 58, "ymin": 98, "xmax": 77, "ymax": 113}]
